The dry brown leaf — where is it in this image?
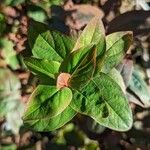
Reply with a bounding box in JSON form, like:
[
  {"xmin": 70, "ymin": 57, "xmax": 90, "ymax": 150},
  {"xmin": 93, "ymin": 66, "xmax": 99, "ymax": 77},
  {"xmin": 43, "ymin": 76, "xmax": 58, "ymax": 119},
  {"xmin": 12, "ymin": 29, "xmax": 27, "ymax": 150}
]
[
  {"xmin": 107, "ymin": 10, "xmax": 150, "ymax": 35},
  {"xmin": 64, "ymin": 3, "xmax": 104, "ymax": 30}
]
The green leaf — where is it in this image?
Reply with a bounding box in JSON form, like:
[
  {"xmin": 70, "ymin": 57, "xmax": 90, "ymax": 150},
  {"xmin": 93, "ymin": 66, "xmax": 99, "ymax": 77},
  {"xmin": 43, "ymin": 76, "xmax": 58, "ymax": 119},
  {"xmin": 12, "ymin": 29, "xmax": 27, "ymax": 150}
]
[
  {"xmin": 24, "ymin": 57, "xmax": 60, "ymax": 79},
  {"xmin": 0, "ymin": 39, "xmax": 19, "ymax": 70},
  {"xmin": 128, "ymin": 69, "xmax": 150, "ymax": 107},
  {"xmin": 108, "ymin": 68, "xmax": 126, "ymax": 93},
  {"xmin": 72, "ymin": 16, "xmax": 105, "ymax": 58},
  {"xmin": 27, "ymin": 5, "xmax": 48, "ymax": 23},
  {"xmin": 0, "ymin": 144, "xmax": 17, "ymax": 150},
  {"xmin": 23, "ymin": 106, "xmax": 76, "ymax": 131},
  {"xmin": 103, "ymin": 31, "xmax": 133, "ymax": 73},
  {"xmin": 70, "ymin": 73, "xmax": 133, "ymax": 131},
  {"xmin": 28, "ymin": 20, "xmax": 47, "ymax": 49},
  {"xmin": 71, "ymin": 16, "xmax": 106, "ymax": 73},
  {"xmin": 0, "ymin": 13, "xmax": 6, "ymax": 35},
  {"xmin": 70, "ymin": 48, "xmax": 97, "ymax": 89},
  {"xmin": 23, "ymin": 85, "xmax": 72, "ymax": 121},
  {"xmin": 0, "ymin": 68, "xmax": 24, "ymax": 134},
  {"xmin": 49, "ymin": 0, "xmax": 63, "ymax": 5},
  {"xmin": 60, "ymin": 45, "xmax": 94, "ymax": 73},
  {"xmin": 28, "ymin": 20, "xmax": 75, "ymax": 62},
  {"xmin": 0, "ymin": 68, "xmax": 21, "ymax": 116},
  {"xmin": 60, "ymin": 45, "xmax": 96, "ymax": 89},
  {"xmin": 3, "ymin": 0, "xmax": 25, "ymax": 6}
]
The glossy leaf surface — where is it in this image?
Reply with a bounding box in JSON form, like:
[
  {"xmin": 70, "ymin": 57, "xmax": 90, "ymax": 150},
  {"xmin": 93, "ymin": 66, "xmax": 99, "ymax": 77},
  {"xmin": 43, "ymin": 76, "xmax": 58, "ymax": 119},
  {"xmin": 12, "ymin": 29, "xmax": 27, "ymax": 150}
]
[
  {"xmin": 28, "ymin": 20, "xmax": 75, "ymax": 61},
  {"xmin": 24, "ymin": 57, "xmax": 60, "ymax": 79},
  {"xmin": 72, "ymin": 16, "xmax": 106, "ymax": 58},
  {"xmin": 71, "ymin": 73, "xmax": 133, "ymax": 131},
  {"xmin": 24, "ymin": 106, "xmax": 76, "ymax": 131},
  {"xmin": 103, "ymin": 32, "xmax": 133, "ymax": 72},
  {"xmin": 23, "ymin": 85, "xmax": 72, "ymax": 120}
]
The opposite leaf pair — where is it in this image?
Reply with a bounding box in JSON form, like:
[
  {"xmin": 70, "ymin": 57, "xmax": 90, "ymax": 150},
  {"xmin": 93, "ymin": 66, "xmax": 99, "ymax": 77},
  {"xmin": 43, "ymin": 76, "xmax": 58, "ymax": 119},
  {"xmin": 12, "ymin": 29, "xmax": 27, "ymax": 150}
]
[{"xmin": 23, "ymin": 17, "xmax": 133, "ymax": 131}]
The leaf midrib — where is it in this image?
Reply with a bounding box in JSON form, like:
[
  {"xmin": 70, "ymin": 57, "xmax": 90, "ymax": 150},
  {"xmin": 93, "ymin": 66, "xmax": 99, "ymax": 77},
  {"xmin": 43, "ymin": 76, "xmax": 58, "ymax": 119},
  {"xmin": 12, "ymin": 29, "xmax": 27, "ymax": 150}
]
[
  {"xmin": 70, "ymin": 46, "xmax": 96, "ymax": 80},
  {"xmin": 38, "ymin": 33, "xmax": 63, "ymax": 60}
]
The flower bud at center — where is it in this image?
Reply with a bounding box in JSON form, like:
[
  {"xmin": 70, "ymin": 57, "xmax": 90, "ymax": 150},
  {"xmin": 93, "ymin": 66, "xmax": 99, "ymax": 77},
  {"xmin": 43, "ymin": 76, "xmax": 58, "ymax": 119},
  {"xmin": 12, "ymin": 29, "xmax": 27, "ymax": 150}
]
[{"xmin": 56, "ymin": 73, "xmax": 71, "ymax": 89}]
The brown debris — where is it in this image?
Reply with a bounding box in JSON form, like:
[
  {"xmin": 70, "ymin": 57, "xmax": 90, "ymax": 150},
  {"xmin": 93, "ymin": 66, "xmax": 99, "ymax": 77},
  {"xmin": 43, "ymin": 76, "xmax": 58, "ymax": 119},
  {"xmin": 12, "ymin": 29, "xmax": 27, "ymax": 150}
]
[{"xmin": 64, "ymin": 1, "xmax": 104, "ymax": 30}]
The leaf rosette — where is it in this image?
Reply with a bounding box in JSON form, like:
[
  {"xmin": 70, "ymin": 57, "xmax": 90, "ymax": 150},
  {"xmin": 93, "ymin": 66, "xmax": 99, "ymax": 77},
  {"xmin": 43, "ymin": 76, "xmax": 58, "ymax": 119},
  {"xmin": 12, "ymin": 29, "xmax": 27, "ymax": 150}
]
[{"xmin": 23, "ymin": 17, "xmax": 133, "ymax": 131}]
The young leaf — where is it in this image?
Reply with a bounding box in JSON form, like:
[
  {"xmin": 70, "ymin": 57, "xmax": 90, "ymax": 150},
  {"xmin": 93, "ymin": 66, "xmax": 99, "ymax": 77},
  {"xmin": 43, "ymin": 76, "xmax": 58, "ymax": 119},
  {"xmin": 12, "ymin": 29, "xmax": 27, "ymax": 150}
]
[
  {"xmin": 60, "ymin": 45, "xmax": 96, "ymax": 89},
  {"xmin": 72, "ymin": 16, "xmax": 106, "ymax": 58},
  {"xmin": 70, "ymin": 73, "xmax": 133, "ymax": 131},
  {"xmin": 23, "ymin": 85, "xmax": 72, "ymax": 121},
  {"xmin": 69, "ymin": 47, "xmax": 97, "ymax": 89},
  {"xmin": 57, "ymin": 73, "xmax": 71, "ymax": 89},
  {"xmin": 23, "ymin": 106, "xmax": 76, "ymax": 131},
  {"xmin": 102, "ymin": 31, "xmax": 133, "ymax": 73},
  {"xmin": 60, "ymin": 45, "xmax": 94, "ymax": 72},
  {"xmin": 28, "ymin": 20, "xmax": 75, "ymax": 62},
  {"xmin": 24, "ymin": 57, "xmax": 60, "ymax": 79},
  {"xmin": 128, "ymin": 69, "xmax": 150, "ymax": 107}
]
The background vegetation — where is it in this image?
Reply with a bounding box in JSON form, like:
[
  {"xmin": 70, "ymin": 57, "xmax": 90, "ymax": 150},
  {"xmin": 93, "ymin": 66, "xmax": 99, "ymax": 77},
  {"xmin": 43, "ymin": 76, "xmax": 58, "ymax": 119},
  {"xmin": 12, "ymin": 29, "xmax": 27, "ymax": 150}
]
[{"xmin": 0, "ymin": 0, "xmax": 150, "ymax": 149}]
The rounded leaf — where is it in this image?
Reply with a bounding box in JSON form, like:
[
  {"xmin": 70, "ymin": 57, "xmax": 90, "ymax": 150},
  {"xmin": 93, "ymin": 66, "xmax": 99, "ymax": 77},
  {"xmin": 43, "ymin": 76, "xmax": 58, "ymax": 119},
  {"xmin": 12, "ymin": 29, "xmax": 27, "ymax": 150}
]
[
  {"xmin": 71, "ymin": 73, "xmax": 133, "ymax": 131},
  {"xmin": 23, "ymin": 106, "xmax": 76, "ymax": 131},
  {"xmin": 23, "ymin": 85, "xmax": 72, "ymax": 120}
]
